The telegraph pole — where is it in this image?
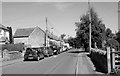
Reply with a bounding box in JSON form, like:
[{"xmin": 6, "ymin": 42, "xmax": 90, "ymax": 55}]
[
  {"xmin": 88, "ymin": 0, "xmax": 91, "ymax": 53},
  {"xmin": 45, "ymin": 17, "xmax": 48, "ymax": 48}
]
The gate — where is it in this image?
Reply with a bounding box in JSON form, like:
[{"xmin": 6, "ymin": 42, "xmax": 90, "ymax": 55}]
[{"xmin": 111, "ymin": 49, "xmax": 120, "ymax": 71}]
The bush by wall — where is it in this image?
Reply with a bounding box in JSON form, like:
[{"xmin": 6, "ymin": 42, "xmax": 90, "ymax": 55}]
[
  {"xmin": 2, "ymin": 43, "xmax": 24, "ymax": 52},
  {"xmin": 88, "ymin": 51, "xmax": 108, "ymax": 73}
]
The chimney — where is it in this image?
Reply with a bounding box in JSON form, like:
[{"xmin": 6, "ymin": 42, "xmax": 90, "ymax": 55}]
[{"xmin": 7, "ymin": 27, "xmax": 13, "ymax": 43}]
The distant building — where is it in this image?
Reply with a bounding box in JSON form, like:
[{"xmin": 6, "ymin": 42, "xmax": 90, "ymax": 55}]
[
  {"xmin": 0, "ymin": 24, "xmax": 10, "ymax": 44},
  {"xmin": 118, "ymin": 1, "xmax": 120, "ymax": 31},
  {"xmin": 14, "ymin": 26, "xmax": 61, "ymax": 48},
  {"xmin": 14, "ymin": 26, "xmax": 45, "ymax": 47}
]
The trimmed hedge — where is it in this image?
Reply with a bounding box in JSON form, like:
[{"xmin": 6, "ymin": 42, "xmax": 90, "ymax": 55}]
[
  {"xmin": 88, "ymin": 51, "xmax": 108, "ymax": 73},
  {"xmin": 2, "ymin": 43, "xmax": 24, "ymax": 52}
]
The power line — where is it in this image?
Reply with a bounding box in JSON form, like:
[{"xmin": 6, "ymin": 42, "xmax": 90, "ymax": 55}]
[{"xmin": 46, "ymin": 18, "xmax": 61, "ymax": 36}]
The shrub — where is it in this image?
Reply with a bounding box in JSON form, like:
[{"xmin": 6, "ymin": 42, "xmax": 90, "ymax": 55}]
[
  {"xmin": 89, "ymin": 51, "xmax": 108, "ymax": 73},
  {"xmin": 2, "ymin": 43, "xmax": 24, "ymax": 52}
]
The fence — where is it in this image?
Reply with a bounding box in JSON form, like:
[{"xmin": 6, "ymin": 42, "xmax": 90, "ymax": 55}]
[
  {"xmin": 91, "ymin": 47, "xmax": 120, "ymax": 74},
  {"xmin": 111, "ymin": 49, "xmax": 120, "ymax": 72}
]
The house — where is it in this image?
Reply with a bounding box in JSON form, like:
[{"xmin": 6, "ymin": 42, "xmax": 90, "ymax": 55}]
[
  {"xmin": 14, "ymin": 26, "xmax": 62, "ymax": 49},
  {"xmin": 0, "ymin": 24, "xmax": 10, "ymax": 44},
  {"xmin": 14, "ymin": 26, "xmax": 45, "ymax": 47},
  {"xmin": 46, "ymin": 31, "xmax": 62, "ymax": 47}
]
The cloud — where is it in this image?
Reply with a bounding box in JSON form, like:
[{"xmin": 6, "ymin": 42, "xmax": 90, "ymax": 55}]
[{"xmin": 54, "ymin": 3, "xmax": 73, "ymax": 11}]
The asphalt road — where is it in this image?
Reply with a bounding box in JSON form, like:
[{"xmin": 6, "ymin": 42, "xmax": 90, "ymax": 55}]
[{"xmin": 2, "ymin": 49, "xmax": 102, "ymax": 74}]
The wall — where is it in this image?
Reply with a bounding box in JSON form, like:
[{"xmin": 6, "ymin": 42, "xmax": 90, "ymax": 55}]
[
  {"xmin": 14, "ymin": 37, "xmax": 28, "ymax": 45},
  {"xmin": 29, "ymin": 27, "xmax": 45, "ymax": 48},
  {"xmin": 0, "ymin": 29, "xmax": 9, "ymax": 43}
]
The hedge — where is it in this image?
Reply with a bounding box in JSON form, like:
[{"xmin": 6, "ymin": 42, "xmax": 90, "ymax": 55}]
[{"xmin": 88, "ymin": 51, "xmax": 108, "ymax": 73}]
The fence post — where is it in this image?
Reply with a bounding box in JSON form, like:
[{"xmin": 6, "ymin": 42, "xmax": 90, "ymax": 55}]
[
  {"xmin": 112, "ymin": 48, "xmax": 115, "ymax": 71},
  {"xmin": 107, "ymin": 47, "xmax": 111, "ymax": 73}
]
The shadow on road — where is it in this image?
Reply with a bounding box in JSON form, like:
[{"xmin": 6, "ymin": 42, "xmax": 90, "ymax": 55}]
[{"xmin": 68, "ymin": 51, "xmax": 86, "ymax": 53}]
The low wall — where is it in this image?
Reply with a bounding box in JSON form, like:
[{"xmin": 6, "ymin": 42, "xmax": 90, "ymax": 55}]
[{"xmin": 2, "ymin": 51, "xmax": 24, "ymax": 62}]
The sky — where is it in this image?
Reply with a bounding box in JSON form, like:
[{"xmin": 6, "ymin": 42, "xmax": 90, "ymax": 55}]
[{"xmin": 1, "ymin": 0, "xmax": 119, "ymax": 37}]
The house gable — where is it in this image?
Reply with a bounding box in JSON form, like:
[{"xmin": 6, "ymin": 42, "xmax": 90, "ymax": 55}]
[{"xmin": 28, "ymin": 26, "xmax": 45, "ymax": 47}]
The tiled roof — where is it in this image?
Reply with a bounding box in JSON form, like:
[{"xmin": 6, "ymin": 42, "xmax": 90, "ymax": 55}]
[
  {"xmin": 14, "ymin": 27, "xmax": 61, "ymax": 41},
  {"xmin": 14, "ymin": 28, "xmax": 35, "ymax": 38},
  {"xmin": 0, "ymin": 24, "xmax": 9, "ymax": 31}
]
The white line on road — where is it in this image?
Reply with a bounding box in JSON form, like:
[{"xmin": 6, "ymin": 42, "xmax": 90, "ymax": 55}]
[{"xmin": 75, "ymin": 53, "xmax": 81, "ymax": 76}]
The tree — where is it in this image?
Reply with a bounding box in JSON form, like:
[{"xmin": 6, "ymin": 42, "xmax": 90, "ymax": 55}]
[
  {"xmin": 116, "ymin": 30, "xmax": 120, "ymax": 44},
  {"xmin": 106, "ymin": 39, "xmax": 119, "ymax": 51},
  {"xmin": 67, "ymin": 37, "xmax": 79, "ymax": 48},
  {"xmin": 115, "ymin": 30, "xmax": 120, "ymax": 50},
  {"xmin": 105, "ymin": 28, "xmax": 113, "ymax": 39},
  {"xmin": 60, "ymin": 34, "xmax": 66, "ymax": 40},
  {"xmin": 75, "ymin": 8, "xmax": 106, "ymax": 51}
]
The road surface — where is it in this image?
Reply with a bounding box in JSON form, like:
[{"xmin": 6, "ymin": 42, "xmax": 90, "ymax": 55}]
[{"xmin": 2, "ymin": 49, "xmax": 103, "ymax": 75}]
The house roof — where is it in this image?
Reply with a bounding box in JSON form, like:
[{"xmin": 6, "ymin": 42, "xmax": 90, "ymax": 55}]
[
  {"xmin": 14, "ymin": 26, "xmax": 61, "ymax": 41},
  {"xmin": 14, "ymin": 28, "xmax": 35, "ymax": 38},
  {"xmin": 0, "ymin": 24, "xmax": 9, "ymax": 31}
]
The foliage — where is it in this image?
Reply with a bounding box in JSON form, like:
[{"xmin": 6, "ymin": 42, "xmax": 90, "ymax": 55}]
[
  {"xmin": 67, "ymin": 37, "xmax": 81, "ymax": 48},
  {"xmin": 105, "ymin": 28, "xmax": 113, "ymax": 39},
  {"xmin": 88, "ymin": 51, "xmax": 108, "ymax": 73},
  {"xmin": 75, "ymin": 8, "xmax": 106, "ymax": 50},
  {"xmin": 106, "ymin": 39, "xmax": 119, "ymax": 51},
  {"xmin": 116, "ymin": 30, "xmax": 120, "ymax": 45},
  {"xmin": 115, "ymin": 30, "xmax": 120, "ymax": 50},
  {"xmin": 2, "ymin": 43, "xmax": 24, "ymax": 52},
  {"xmin": 60, "ymin": 34, "xmax": 66, "ymax": 40}
]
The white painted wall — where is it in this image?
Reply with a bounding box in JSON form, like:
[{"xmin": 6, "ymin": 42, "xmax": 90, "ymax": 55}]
[
  {"xmin": 14, "ymin": 37, "xmax": 28, "ymax": 45},
  {"xmin": 0, "ymin": 29, "xmax": 9, "ymax": 42},
  {"xmin": 29, "ymin": 27, "xmax": 45, "ymax": 48}
]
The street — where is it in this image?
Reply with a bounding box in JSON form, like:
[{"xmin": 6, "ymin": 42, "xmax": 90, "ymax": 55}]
[{"xmin": 2, "ymin": 49, "xmax": 102, "ymax": 74}]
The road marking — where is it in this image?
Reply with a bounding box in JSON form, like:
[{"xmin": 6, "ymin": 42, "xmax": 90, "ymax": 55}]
[
  {"xmin": 75, "ymin": 53, "xmax": 80, "ymax": 76},
  {"xmin": 45, "ymin": 55, "xmax": 66, "ymax": 74}
]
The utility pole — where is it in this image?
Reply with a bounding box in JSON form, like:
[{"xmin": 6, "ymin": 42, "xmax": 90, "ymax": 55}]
[
  {"xmin": 88, "ymin": 0, "xmax": 91, "ymax": 53},
  {"xmin": 45, "ymin": 17, "xmax": 48, "ymax": 48}
]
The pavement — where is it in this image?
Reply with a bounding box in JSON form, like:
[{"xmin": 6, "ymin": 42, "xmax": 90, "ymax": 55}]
[
  {"xmin": 0, "ymin": 58, "xmax": 23, "ymax": 67},
  {"xmin": 2, "ymin": 48, "xmax": 104, "ymax": 75}
]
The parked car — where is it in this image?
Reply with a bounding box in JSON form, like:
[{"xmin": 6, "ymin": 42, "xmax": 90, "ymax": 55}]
[
  {"xmin": 24, "ymin": 48, "xmax": 44, "ymax": 61},
  {"xmin": 50, "ymin": 45, "xmax": 61, "ymax": 55},
  {"xmin": 43, "ymin": 47, "xmax": 54, "ymax": 57}
]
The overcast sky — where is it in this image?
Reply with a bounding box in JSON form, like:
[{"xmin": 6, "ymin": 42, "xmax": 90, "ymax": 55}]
[{"xmin": 2, "ymin": 0, "xmax": 119, "ymax": 37}]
